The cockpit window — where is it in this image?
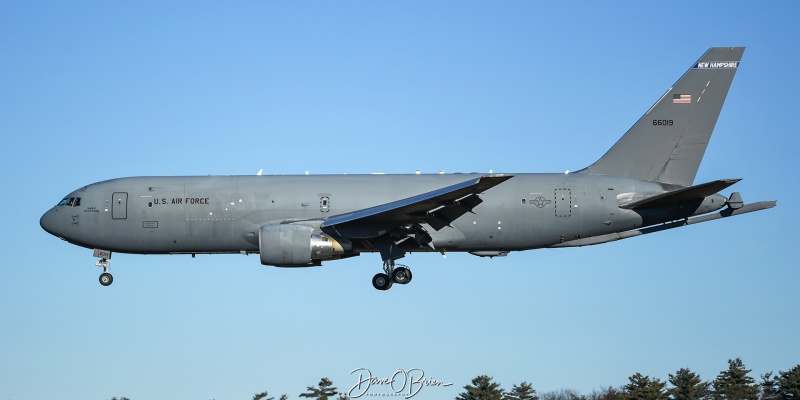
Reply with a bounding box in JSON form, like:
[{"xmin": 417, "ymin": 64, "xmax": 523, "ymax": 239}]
[{"xmin": 57, "ymin": 197, "xmax": 81, "ymax": 207}]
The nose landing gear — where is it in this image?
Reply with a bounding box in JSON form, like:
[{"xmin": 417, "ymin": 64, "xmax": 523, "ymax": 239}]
[{"xmin": 93, "ymin": 249, "xmax": 113, "ymax": 286}]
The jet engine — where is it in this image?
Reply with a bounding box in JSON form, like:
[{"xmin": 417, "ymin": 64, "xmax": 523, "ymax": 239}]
[{"xmin": 258, "ymin": 223, "xmax": 347, "ymax": 267}]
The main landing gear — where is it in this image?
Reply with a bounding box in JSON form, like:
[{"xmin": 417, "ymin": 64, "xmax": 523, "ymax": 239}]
[{"xmin": 372, "ymin": 259, "xmax": 413, "ymax": 291}]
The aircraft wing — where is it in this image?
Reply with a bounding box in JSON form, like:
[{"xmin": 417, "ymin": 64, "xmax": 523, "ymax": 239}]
[{"xmin": 321, "ymin": 175, "xmax": 512, "ymax": 239}]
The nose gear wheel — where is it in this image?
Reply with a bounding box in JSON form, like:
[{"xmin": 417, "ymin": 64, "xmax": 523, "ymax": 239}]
[{"xmin": 96, "ymin": 257, "xmax": 113, "ymax": 286}]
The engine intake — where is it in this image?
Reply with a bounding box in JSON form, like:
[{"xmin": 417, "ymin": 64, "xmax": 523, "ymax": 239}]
[{"xmin": 258, "ymin": 224, "xmax": 345, "ymax": 267}]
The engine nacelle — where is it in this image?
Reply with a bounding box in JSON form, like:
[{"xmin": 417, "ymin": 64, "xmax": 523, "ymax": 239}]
[{"xmin": 258, "ymin": 224, "xmax": 345, "ymax": 267}]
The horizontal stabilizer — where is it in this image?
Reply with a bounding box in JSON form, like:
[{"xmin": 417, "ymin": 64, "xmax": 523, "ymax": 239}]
[
  {"xmin": 620, "ymin": 179, "xmax": 740, "ymax": 209},
  {"xmin": 550, "ymin": 199, "xmax": 776, "ymax": 248}
]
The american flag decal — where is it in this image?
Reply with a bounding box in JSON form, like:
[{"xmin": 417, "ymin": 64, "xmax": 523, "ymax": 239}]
[{"xmin": 673, "ymin": 94, "xmax": 692, "ymax": 104}]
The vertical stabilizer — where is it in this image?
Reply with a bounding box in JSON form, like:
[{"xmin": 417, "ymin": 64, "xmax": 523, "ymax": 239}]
[{"xmin": 580, "ymin": 47, "xmax": 744, "ymax": 186}]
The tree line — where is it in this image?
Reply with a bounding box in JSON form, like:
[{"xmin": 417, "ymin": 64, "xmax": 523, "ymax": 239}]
[
  {"xmin": 456, "ymin": 358, "xmax": 800, "ymax": 400},
  {"xmin": 107, "ymin": 358, "xmax": 800, "ymax": 400}
]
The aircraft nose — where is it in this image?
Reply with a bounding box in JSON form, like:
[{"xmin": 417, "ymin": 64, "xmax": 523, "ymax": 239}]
[{"xmin": 40, "ymin": 208, "xmax": 59, "ymax": 236}]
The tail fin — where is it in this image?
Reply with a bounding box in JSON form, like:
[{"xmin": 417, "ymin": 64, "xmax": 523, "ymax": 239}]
[{"xmin": 580, "ymin": 47, "xmax": 744, "ymax": 187}]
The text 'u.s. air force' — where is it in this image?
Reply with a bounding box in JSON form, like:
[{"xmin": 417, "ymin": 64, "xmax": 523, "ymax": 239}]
[{"xmin": 152, "ymin": 197, "xmax": 210, "ymax": 205}]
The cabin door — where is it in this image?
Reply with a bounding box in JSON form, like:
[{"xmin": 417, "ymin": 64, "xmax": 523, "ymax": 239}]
[
  {"xmin": 554, "ymin": 188, "xmax": 572, "ymax": 218},
  {"xmin": 112, "ymin": 192, "xmax": 128, "ymax": 219}
]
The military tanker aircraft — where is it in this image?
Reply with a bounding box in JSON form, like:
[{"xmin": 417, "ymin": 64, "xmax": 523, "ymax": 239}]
[{"xmin": 40, "ymin": 47, "xmax": 775, "ymax": 290}]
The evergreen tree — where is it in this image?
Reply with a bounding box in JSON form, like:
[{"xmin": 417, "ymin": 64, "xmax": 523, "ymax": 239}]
[
  {"xmin": 622, "ymin": 373, "xmax": 667, "ymax": 400},
  {"xmin": 253, "ymin": 392, "xmax": 274, "ymax": 400},
  {"xmin": 597, "ymin": 387, "xmax": 625, "ymax": 400},
  {"xmin": 300, "ymin": 377, "xmax": 338, "ymax": 400},
  {"xmin": 504, "ymin": 381, "xmax": 539, "ymax": 400},
  {"xmin": 760, "ymin": 372, "xmax": 779, "ymax": 400},
  {"xmin": 457, "ymin": 375, "xmax": 505, "ymax": 400},
  {"xmin": 712, "ymin": 358, "xmax": 759, "ymax": 400},
  {"xmin": 252, "ymin": 392, "xmax": 288, "ymax": 400},
  {"xmin": 776, "ymin": 364, "xmax": 800, "ymax": 400},
  {"xmin": 668, "ymin": 368, "xmax": 711, "ymax": 400},
  {"xmin": 540, "ymin": 388, "xmax": 585, "ymax": 400}
]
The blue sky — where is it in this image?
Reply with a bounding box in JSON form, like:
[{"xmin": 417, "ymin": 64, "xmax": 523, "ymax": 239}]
[{"xmin": 1, "ymin": 2, "xmax": 798, "ymax": 399}]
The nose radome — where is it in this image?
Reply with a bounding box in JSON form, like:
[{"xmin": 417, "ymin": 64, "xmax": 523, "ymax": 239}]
[{"xmin": 40, "ymin": 209, "xmax": 58, "ymax": 236}]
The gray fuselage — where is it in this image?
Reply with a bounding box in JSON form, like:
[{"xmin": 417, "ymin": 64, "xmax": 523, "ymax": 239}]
[{"xmin": 40, "ymin": 173, "xmax": 724, "ymax": 257}]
